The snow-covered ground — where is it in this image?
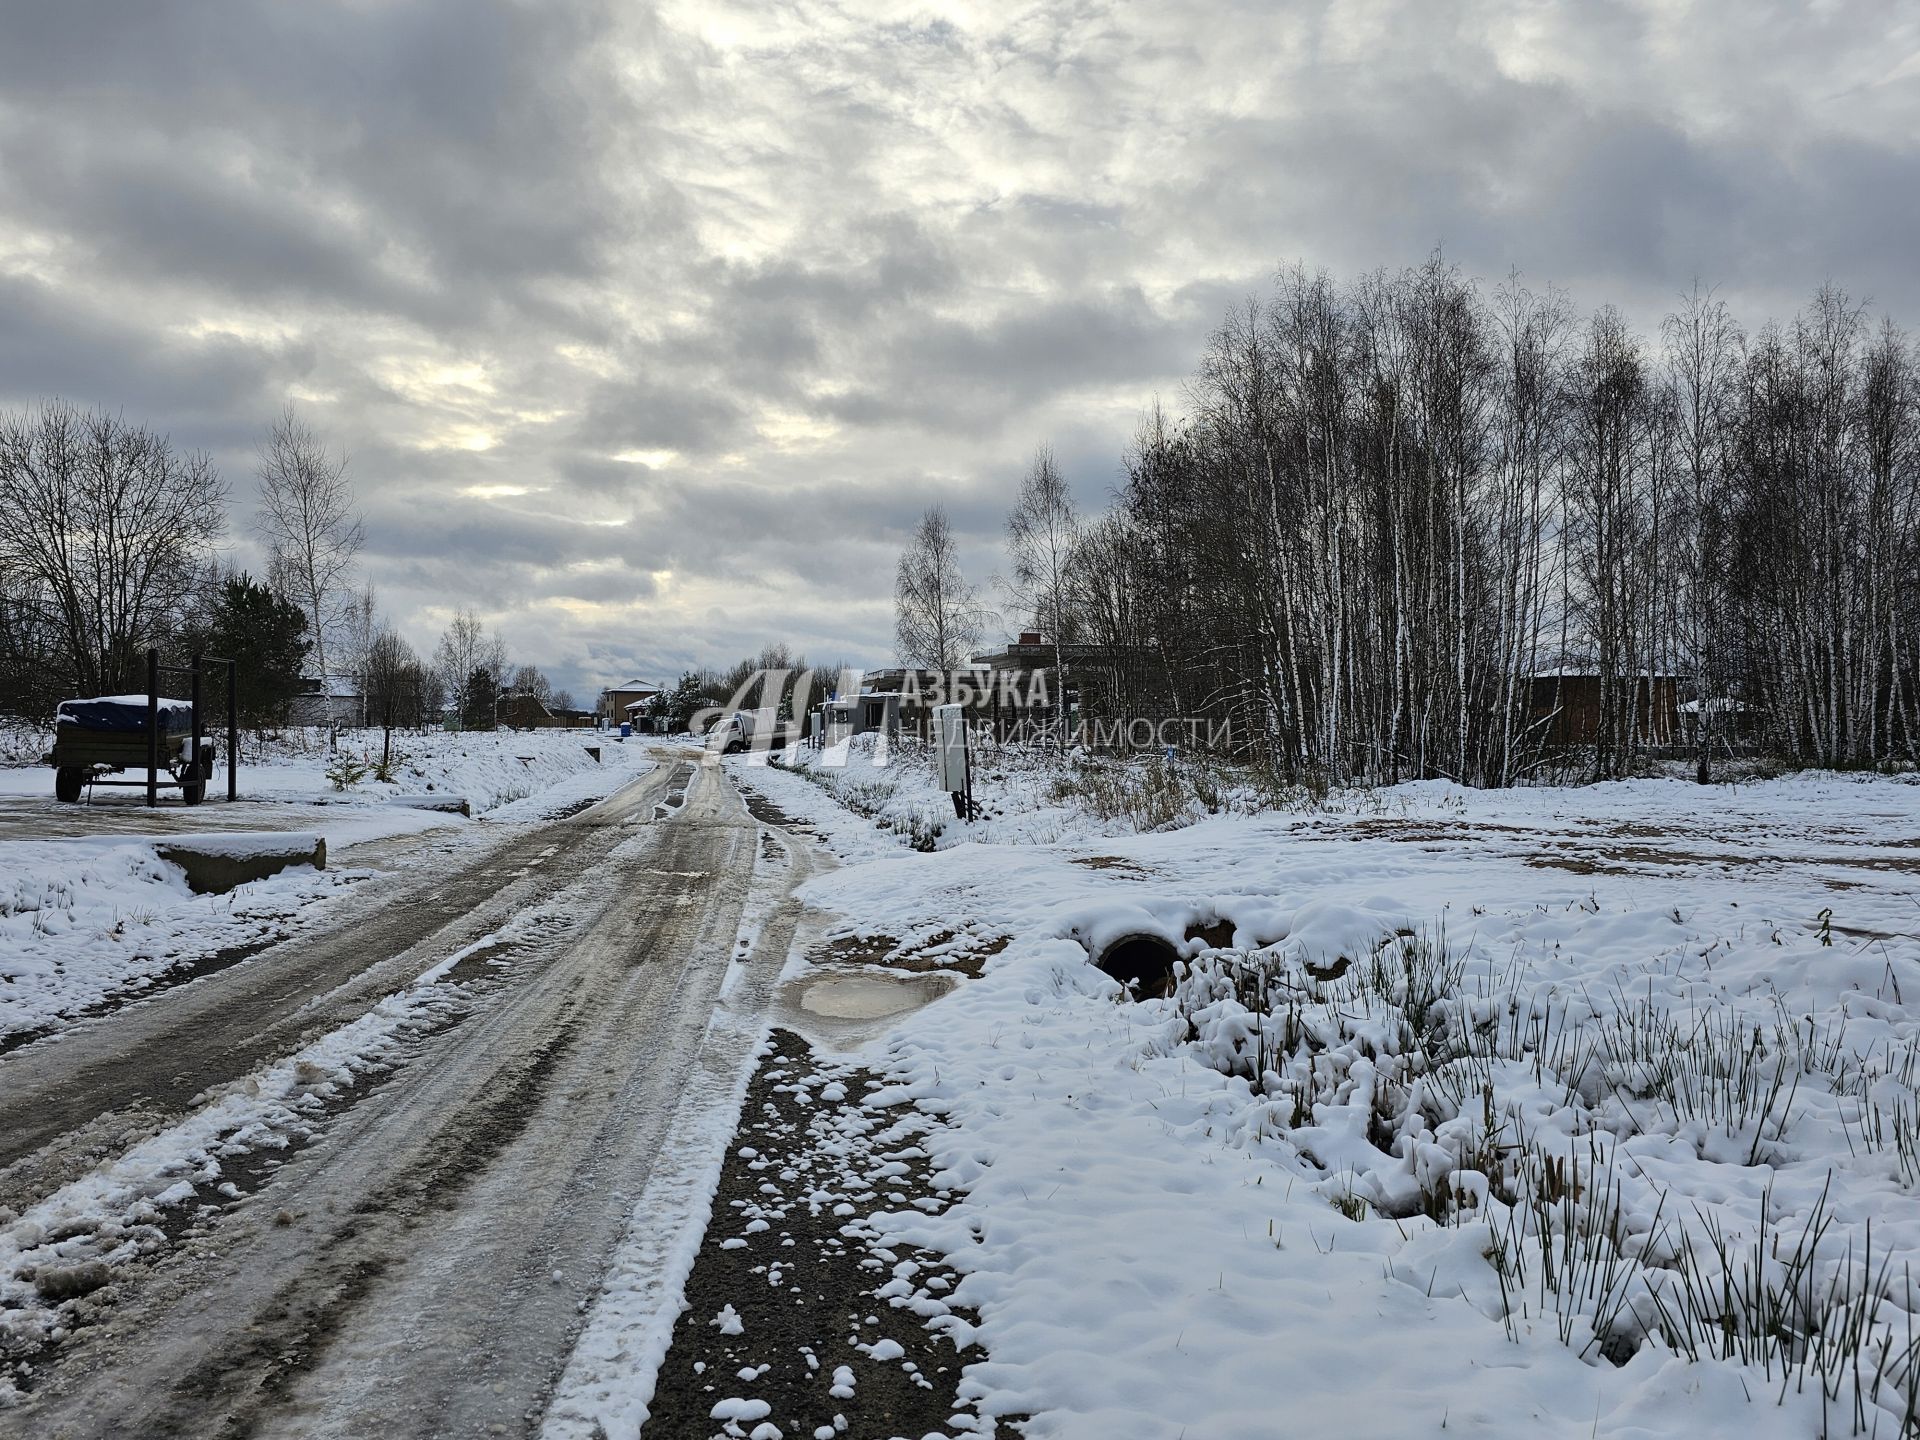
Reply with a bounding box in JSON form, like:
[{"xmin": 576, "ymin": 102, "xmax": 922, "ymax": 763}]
[
  {"xmin": 733, "ymin": 746, "xmax": 1920, "ymax": 1438},
  {"xmin": 0, "ymin": 721, "xmax": 634, "ymax": 815},
  {"xmin": 0, "ymin": 728, "xmax": 649, "ymax": 1043}
]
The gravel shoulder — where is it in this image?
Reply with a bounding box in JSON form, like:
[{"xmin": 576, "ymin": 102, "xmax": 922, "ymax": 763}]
[{"xmin": 643, "ymin": 1028, "xmax": 1023, "ymax": 1440}]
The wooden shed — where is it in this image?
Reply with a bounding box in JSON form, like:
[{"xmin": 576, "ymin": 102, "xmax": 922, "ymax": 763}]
[{"xmin": 1528, "ymin": 672, "xmax": 1680, "ymax": 747}]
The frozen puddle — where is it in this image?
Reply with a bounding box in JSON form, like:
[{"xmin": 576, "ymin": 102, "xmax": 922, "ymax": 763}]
[
  {"xmin": 779, "ymin": 970, "xmax": 957, "ymax": 1042},
  {"xmin": 799, "ymin": 972, "xmax": 944, "ymax": 1019}
]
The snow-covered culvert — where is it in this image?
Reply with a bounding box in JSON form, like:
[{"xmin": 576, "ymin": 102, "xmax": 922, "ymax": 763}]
[{"xmin": 1091, "ymin": 933, "xmax": 1179, "ymax": 1000}]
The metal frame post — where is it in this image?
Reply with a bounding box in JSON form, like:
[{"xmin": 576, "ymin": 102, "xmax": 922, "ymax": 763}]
[
  {"xmin": 190, "ymin": 652, "xmax": 203, "ymax": 797},
  {"xmin": 146, "ymin": 647, "xmax": 159, "ymax": 807},
  {"xmin": 226, "ymin": 659, "xmax": 238, "ymax": 801}
]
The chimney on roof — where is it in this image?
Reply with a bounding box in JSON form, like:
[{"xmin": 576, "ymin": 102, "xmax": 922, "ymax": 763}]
[{"xmin": 1019, "ymin": 631, "xmax": 1042, "ymax": 646}]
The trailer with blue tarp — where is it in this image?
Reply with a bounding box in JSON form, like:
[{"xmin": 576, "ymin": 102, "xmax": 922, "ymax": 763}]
[
  {"xmin": 53, "ymin": 695, "xmax": 211, "ymax": 803},
  {"xmin": 48, "ymin": 649, "xmax": 240, "ymax": 806}
]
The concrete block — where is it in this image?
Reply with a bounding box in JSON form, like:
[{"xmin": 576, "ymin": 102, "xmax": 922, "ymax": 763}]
[
  {"xmin": 388, "ymin": 794, "xmax": 473, "ymax": 816},
  {"xmin": 156, "ymin": 833, "xmax": 326, "ymax": 895}
]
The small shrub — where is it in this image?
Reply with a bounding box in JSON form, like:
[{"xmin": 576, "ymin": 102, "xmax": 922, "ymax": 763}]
[
  {"xmin": 1046, "ymin": 753, "xmax": 1200, "ymax": 832},
  {"xmin": 325, "ymin": 753, "xmax": 371, "ymax": 791},
  {"xmin": 904, "ymin": 808, "xmax": 946, "ymax": 851}
]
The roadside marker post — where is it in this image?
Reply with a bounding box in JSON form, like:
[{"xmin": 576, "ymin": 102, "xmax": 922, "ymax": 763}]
[{"xmin": 225, "ymin": 658, "xmax": 237, "ymax": 801}]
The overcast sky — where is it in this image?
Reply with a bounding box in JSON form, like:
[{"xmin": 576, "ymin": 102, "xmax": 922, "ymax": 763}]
[{"xmin": 2, "ymin": 0, "xmax": 1916, "ymax": 698}]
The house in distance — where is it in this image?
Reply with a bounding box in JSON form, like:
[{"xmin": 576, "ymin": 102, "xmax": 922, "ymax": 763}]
[{"xmin": 596, "ymin": 678, "xmax": 662, "ymax": 729}]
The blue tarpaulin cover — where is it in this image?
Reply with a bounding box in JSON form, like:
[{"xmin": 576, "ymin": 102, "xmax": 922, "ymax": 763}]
[{"xmin": 55, "ymin": 696, "xmax": 195, "ymax": 735}]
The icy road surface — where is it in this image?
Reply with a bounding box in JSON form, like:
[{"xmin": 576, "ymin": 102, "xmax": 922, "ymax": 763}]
[{"xmin": 0, "ymin": 751, "xmax": 819, "ymax": 1438}]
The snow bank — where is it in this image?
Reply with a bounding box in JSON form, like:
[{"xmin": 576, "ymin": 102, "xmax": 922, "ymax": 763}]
[
  {"xmin": 0, "ymin": 725, "xmax": 645, "ymax": 819},
  {"xmin": 754, "ymin": 733, "xmax": 1492, "ymax": 855},
  {"xmin": 238, "ymin": 727, "xmax": 634, "ymax": 816},
  {"xmin": 150, "ymin": 830, "xmax": 325, "ymax": 859},
  {"xmin": 0, "ymin": 838, "xmax": 352, "ymax": 1045},
  {"xmin": 749, "ymin": 736, "xmax": 1133, "ymax": 852}
]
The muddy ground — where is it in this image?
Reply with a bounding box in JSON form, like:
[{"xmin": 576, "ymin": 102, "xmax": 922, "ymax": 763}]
[{"xmin": 644, "ymin": 1028, "xmax": 1023, "ymax": 1440}]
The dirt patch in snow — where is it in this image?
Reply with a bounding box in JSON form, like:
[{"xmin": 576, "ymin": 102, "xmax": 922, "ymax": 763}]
[
  {"xmin": 811, "ymin": 932, "xmax": 899, "ymax": 967},
  {"xmin": 1524, "ymin": 831, "xmax": 1920, "ymax": 878},
  {"xmin": 1321, "ymin": 818, "xmax": 1533, "ymax": 842},
  {"xmin": 1068, "ymin": 854, "xmax": 1154, "ymax": 877},
  {"xmin": 807, "ymin": 930, "xmax": 1007, "ymax": 980},
  {"xmin": 1184, "ymin": 918, "xmax": 1235, "ymax": 950},
  {"xmin": 740, "ymin": 787, "xmax": 820, "ymax": 837}
]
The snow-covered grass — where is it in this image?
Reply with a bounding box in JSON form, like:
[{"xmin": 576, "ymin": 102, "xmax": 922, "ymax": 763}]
[
  {"xmin": 766, "ymin": 733, "xmax": 1468, "ymax": 852},
  {"xmin": 1167, "ymin": 927, "xmax": 1920, "ymax": 1422},
  {"xmin": 732, "ymin": 754, "xmax": 1920, "ymax": 1437},
  {"xmin": 0, "ymin": 838, "xmax": 357, "ymax": 1044},
  {"xmin": 219, "ymin": 725, "xmax": 630, "ymax": 815}
]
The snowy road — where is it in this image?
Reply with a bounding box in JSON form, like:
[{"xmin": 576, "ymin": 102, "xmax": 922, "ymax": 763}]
[{"xmin": 1, "ymin": 752, "xmax": 820, "ymax": 1438}]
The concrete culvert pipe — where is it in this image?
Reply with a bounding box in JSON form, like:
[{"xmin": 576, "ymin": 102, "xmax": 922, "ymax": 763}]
[{"xmin": 1092, "ymin": 933, "xmax": 1180, "ymax": 1000}]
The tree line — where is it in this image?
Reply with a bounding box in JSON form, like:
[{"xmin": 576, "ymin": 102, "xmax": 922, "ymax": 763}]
[
  {"xmin": 0, "ymin": 401, "xmax": 573, "ymax": 737},
  {"xmin": 898, "ymin": 259, "xmax": 1920, "ymax": 783},
  {"xmin": 644, "ymin": 643, "xmax": 860, "ymax": 734}
]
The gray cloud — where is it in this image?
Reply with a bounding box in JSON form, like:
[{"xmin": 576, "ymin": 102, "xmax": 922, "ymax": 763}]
[
  {"xmin": 2, "ymin": 0, "xmax": 1914, "ymax": 700},
  {"xmin": 0, "ymin": 272, "xmax": 293, "ymax": 439}
]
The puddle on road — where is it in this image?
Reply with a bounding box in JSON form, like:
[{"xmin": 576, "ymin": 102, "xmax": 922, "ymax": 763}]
[
  {"xmin": 797, "ymin": 973, "xmax": 943, "ymax": 1020},
  {"xmin": 778, "ymin": 969, "xmax": 958, "ymax": 1045}
]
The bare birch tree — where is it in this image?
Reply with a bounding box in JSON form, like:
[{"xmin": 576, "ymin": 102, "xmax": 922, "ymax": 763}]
[
  {"xmin": 1663, "ymin": 283, "xmax": 1741, "ymax": 780},
  {"xmin": 433, "ymin": 607, "xmax": 507, "ymax": 728},
  {"xmin": 1031, "ymin": 267, "xmax": 1920, "ymax": 781},
  {"xmin": 1858, "ymin": 318, "xmax": 1920, "ymax": 760},
  {"xmin": 364, "ymin": 627, "xmax": 428, "ymax": 765},
  {"xmin": 894, "ymin": 505, "xmax": 985, "ymax": 670},
  {"xmin": 1000, "ymin": 444, "xmax": 1080, "ymax": 733},
  {"xmin": 508, "ymin": 663, "xmax": 554, "ymax": 704},
  {"xmin": 255, "ymin": 407, "xmax": 363, "ymax": 690}
]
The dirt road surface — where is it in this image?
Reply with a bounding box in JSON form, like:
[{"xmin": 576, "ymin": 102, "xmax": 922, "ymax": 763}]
[{"xmin": 0, "ymin": 751, "xmax": 823, "ymax": 1439}]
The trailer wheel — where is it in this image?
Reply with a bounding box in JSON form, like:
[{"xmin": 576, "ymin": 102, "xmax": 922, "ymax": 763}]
[
  {"xmin": 182, "ymin": 777, "xmax": 207, "ymax": 806},
  {"xmin": 55, "ymin": 766, "xmax": 84, "ymax": 803}
]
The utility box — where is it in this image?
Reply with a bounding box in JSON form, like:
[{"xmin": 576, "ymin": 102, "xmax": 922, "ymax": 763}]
[{"xmin": 932, "ymin": 703, "xmax": 969, "ymax": 799}]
